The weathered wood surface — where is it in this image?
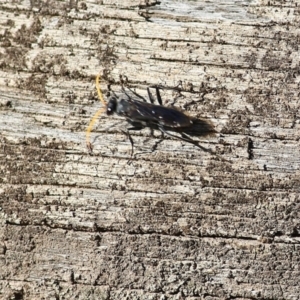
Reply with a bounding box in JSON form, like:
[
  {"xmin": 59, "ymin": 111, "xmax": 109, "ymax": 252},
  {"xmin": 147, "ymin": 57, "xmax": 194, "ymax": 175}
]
[{"xmin": 0, "ymin": 0, "xmax": 300, "ymax": 299}]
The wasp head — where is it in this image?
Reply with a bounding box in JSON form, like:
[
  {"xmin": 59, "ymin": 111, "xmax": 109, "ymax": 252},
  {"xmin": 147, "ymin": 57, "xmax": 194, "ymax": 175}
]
[{"xmin": 107, "ymin": 97, "xmax": 117, "ymax": 115}]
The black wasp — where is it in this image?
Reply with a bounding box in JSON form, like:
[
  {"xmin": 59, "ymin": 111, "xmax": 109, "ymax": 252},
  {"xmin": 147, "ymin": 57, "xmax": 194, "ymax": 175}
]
[{"xmin": 86, "ymin": 75, "xmax": 217, "ymax": 156}]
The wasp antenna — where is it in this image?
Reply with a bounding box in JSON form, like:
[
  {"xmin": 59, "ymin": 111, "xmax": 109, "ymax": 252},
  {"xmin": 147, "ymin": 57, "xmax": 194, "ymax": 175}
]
[
  {"xmin": 96, "ymin": 74, "xmax": 106, "ymax": 106},
  {"xmin": 86, "ymin": 106, "xmax": 106, "ymax": 151},
  {"xmin": 86, "ymin": 75, "xmax": 107, "ymax": 151}
]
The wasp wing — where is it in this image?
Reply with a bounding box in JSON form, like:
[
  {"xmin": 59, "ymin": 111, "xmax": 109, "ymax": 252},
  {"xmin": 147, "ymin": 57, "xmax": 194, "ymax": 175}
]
[{"xmin": 122, "ymin": 99, "xmax": 192, "ymax": 128}]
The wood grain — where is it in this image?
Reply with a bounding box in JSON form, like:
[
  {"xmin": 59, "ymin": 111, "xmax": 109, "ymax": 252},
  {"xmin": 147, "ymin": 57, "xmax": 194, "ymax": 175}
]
[{"xmin": 0, "ymin": 0, "xmax": 299, "ymax": 299}]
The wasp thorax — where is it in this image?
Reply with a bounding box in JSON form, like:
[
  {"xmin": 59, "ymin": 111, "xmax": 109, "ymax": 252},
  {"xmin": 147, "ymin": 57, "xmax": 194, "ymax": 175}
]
[{"xmin": 107, "ymin": 97, "xmax": 117, "ymax": 115}]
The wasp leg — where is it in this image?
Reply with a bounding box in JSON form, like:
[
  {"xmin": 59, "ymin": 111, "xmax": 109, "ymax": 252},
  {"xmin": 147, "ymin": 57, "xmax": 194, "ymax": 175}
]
[
  {"xmin": 146, "ymin": 86, "xmax": 163, "ymax": 105},
  {"xmin": 121, "ymin": 129, "xmax": 134, "ymax": 156},
  {"xmin": 155, "ymin": 87, "xmax": 163, "ymax": 105},
  {"xmin": 151, "ymin": 130, "xmax": 165, "ymax": 152},
  {"xmin": 146, "ymin": 87, "xmax": 156, "ymax": 104},
  {"xmin": 121, "ymin": 124, "xmax": 144, "ymax": 156},
  {"xmin": 158, "ymin": 126, "xmax": 212, "ymax": 154},
  {"xmin": 142, "ymin": 126, "xmax": 165, "ymax": 152},
  {"xmin": 180, "ymin": 131, "xmax": 231, "ymax": 162},
  {"xmin": 180, "ymin": 132, "xmax": 213, "ymax": 153},
  {"xmin": 123, "ymin": 86, "xmax": 148, "ymax": 103}
]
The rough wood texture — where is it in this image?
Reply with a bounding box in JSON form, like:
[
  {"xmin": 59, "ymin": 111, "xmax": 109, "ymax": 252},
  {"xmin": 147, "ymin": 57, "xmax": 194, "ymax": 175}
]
[{"xmin": 0, "ymin": 0, "xmax": 300, "ymax": 299}]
